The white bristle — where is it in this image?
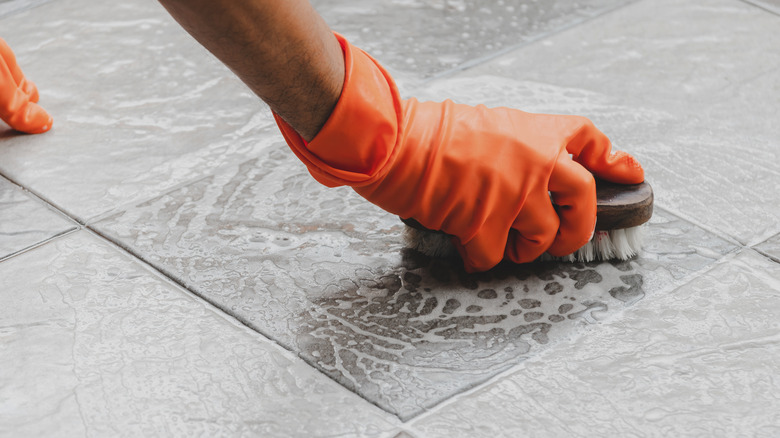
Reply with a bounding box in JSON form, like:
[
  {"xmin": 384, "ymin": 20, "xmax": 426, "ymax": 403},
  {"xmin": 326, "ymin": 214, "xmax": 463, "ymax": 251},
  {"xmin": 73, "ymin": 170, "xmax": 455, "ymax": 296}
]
[
  {"xmin": 549, "ymin": 226, "xmax": 646, "ymax": 262},
  {"xmin": 405, "ymin": 225, "xmax": 646, "ymax": 263},
  {"xmin": 402, "ymin": 226, "xmax": 459, "ymax": 258}
]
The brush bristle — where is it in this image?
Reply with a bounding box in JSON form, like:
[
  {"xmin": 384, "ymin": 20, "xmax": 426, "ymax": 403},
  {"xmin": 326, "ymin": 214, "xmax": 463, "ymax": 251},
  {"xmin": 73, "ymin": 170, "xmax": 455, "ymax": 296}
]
[
  {"xmin": 540, "ymin": 227, "xmax": 645, "ymax": 262},
  {"xmin": 402, "ymin": 227, "xmax": 459, "ymax": 258},
  {"xmin": 403, "ymin": 226, "xmax": 646, "ymax": 263}
]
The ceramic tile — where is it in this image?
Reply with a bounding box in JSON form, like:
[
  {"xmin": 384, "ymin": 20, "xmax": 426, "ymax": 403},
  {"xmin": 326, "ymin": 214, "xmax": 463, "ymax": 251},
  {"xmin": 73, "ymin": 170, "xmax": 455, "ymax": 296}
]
[
  {"xmin": 311, "ymin": 0, "xmax": 634, "ymax": 81},
  {"xmin": 755, "ymin": 233, "xmax": 780, "ymax": 263},
  {"xmin": 0, "ymin": 231, "xmax": 398, "ymax": 437},
  {"xmin": 0, "ymin": 0, "xmax": 53, "ymax": 18},
  {"xmin": 743, "ymin": 0, "xmax": 780, "ymax": 14},
  {"xmin": 412, "ymin": 250, "xmax": 780, "ymax": 437},
  {"xmin": 92, "ymin": 143, "xmax": 737, "ymax": 419},
  {"xmin": 0, "ymin": 176, "xmax": 76, "ymax": 260},
  {"xmin": 437, "ymin": 0, "xmax": 780, "ymax": 246},
  {"xmin": 0, "ymin": 0, "xmax": 276, "ymax": 222}
]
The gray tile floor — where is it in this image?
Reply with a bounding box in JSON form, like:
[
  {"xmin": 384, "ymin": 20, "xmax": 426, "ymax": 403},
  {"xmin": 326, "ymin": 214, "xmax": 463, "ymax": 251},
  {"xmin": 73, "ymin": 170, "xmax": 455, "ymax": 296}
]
[
  {"xmin": 1, "ymin": 0, "xmax": 778, "ymax": 436},
  {"xmin": 0, "ymin": 176, "xmax": 76, "ymax": 260}
]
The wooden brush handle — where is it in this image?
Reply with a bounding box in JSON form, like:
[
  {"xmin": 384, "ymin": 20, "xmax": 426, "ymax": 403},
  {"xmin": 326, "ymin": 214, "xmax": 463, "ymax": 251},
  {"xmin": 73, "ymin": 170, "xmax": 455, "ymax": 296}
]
[
  {"xmin": 594, "ymin": 179, "xmax": 653, "ymax": 230},
  {"xmin": 402, "ymin": 180, "xmax": 654, "ymax": 233}
]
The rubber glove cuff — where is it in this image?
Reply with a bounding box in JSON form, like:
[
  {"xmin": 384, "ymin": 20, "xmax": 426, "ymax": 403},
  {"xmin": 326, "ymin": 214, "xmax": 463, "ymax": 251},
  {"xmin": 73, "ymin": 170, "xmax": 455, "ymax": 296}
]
[{"xmin": 273, "ymin": 33, "xmax": 403, "ymax": 188}]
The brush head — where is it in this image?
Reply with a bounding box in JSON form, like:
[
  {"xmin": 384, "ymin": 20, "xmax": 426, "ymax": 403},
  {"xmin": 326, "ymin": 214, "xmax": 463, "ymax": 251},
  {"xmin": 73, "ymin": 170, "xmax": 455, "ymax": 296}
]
[
  {"xmin": 402, "ymin": 180, "xmax": 654, "ymax": 264},
  {"xmin": 592, "ymin": 179, "xmax": 653, "ymax": 230}
]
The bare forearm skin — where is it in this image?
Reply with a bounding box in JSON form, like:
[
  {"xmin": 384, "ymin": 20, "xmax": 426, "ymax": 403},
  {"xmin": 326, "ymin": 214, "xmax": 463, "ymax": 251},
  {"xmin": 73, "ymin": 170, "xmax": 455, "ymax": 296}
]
[{"xmin": 158, "ymin": 0, "xmax": 344, "ymax": 141}]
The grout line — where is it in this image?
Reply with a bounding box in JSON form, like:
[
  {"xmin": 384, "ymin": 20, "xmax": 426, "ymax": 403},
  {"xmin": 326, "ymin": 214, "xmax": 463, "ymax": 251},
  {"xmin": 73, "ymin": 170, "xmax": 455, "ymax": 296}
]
[
  {"xmin": 418, "ymin": 0, "xmax": 644, "ymax": 86},
  {"xmin": 754, "ymin": 247, "xmax": 780, "ymax": 265},
  {"xmin": 0, "ymin": 227, "xmax": 80, "ymax": 263},
  {"xmin": 406, "ymin": 249, "xmax": 745, "ymax": 425},
  {"xmin": 0, "ymin": 172, "xmax": 86, "ymax": 226},
  {"xmin": 84, "ymin": 225, "xmax": 277, "ymax": 340},
  {"xmin": 0, "ymin": 0, "xmax": 58, "ymax": 20},
  {"xmin": 0, "ymin": 172, "xmax": 277, "ymax": 350},
  {"xmin": 83, "ymin": 224, "xmax": 405, "ymax": 422},
  {"xmin": 748, "ymin": 230, "xmax": 780, "ymax": 249},
  {"xmin": 0, "ymin": 167, "xmax": 402, "ymax": 419},
  {"xmin": 652, "ymin": 202, "xmax": 745, "ymax": 248},
  {"xmin": 0, "ymin": 172, "xmax": 84, "ymax": 263},
  {"xmin": 82, "ymin": 172, "xmax": 216, "ymax": 227},
  {"xmin": 83, "ymin": 133, "xmax": 282, "ymax": 226},
  {"xmin": 738, "ymin": 0, "xmax": 780, "ymax": 16},
  {"xmin": 381, "ymin": 427, "xmax": 421, "ymax": 438},
  {"xmin": 403, "ymin": 202, "xmax": 751, "ymax": 420}
]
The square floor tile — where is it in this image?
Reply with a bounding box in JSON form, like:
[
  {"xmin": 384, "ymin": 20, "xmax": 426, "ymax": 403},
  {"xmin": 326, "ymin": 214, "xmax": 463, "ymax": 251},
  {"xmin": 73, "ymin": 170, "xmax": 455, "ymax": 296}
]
[
  {"xmin": 92, "ymin": 145, "xmax": 737, "ymax": 419},
  {"xmin": 434, "ymin": 0, "xmax": 780, "ymax": 246},
  {"xmin": 0, "ymin": 231, "xmax": 397, "ymax": 437},
  {"xmin": 411, "ymin": 250, "xmax": 780, "ymax": 437},
  {"xmin": 312, "ymin": 0, "xmax": 634, "ymax": 81},
  {"xmin": 0, "ymin": 0, "xmax": 276, "ymax": 222},
  {"xmin": 0, "ymin": 176, "xmax": 76, "ymax": 260}
]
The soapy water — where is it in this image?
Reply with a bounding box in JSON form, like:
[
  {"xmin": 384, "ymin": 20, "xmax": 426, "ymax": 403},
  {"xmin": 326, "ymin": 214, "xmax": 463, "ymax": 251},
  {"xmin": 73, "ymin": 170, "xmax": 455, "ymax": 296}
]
[
  {"xmin": 90, "ymin": 73, "xmax": 733, "ymax": 420},
  {"xmin": 296, "ymin": 252, "xmax": 645, "ymax": 417}
]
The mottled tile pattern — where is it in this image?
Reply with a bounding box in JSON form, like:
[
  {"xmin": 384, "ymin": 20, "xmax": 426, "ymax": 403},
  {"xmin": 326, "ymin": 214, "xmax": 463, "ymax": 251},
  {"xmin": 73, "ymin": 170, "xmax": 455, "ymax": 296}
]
[
  {"xmin": 312, "ymin": 0, "xmax": 634, "ymax": 81},
  {"xmin": 92, "ymin": 140, "xmax": 736, "ymax": 418},
  {"xmin": 743, "ymin": 0, "xmax": 780, "ymax": 14},
  {"xmin": 2, "ymin": 0, "xmax": 779, "ymax": 433},
  {"xmin": 0, "ymin": 0, "xmax": 276, "ymax": 222},
  {"xmin": 0, "ymin": 231, "xmax": 398, "ymax": 437},
  {"xmin": 755, "ymin": 233, "xmax": 780, "ymax": 264},
  {"xmin": 449, "ymin": 0, "xmax": 780, "ymax": 246},
  {"xmin": 0, "ymin": 176, "xmax": 76, "ymax": 260},
  {"xmin": 411, "ymin": 250, "xmax": 780, "ymax": 437},
  {"xmin": 0, "ymin": 0, "xmax": 52, "ymax": 18}
]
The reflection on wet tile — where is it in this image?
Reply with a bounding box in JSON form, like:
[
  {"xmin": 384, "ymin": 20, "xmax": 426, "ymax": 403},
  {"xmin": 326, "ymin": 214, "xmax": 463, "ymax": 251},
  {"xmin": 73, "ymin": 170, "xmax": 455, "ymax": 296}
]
[
  {"xmin": 0, "ymin": 0, "xmax": 276, "ymax": 222},
  {"xmin": 412, "ymin": 250, "xmax": 780, "ymax": 436},
  {"xmin": 0, "ymin": 176, "xmax": 76, "ymax": 260},
  {"xmin": 0, "ymin": 231, "xmax": 397, "ymax": 437},
  {"xmin": 440, "ymin": 0, "xmax": 780, "ymax": 246},
  {"xmin": 312, "ymin": 0, "xmax": 633, "ymax": 80},
  {"xmin": 92, "ymin": 145, "xmax": 736, "ymax": 419}
]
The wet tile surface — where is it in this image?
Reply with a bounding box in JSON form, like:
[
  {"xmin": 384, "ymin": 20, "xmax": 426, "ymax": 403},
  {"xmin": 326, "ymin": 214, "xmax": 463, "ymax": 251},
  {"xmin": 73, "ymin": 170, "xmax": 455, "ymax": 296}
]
[
  {"xmin": 2, "ymin": 0, "xmax": 779, "ymax": 434},
  {"xmin": 0, "ymin": 176, "xmax": 76, "ymax": 260},
  {"xmin": 744, "ymin": 0, "xmax": 780, "ymax": 14},
  {"xmin": 92, "ymin": 141, "xmax": 737, "ymax": 418},
  {"xmin": 0, "ymin": 0, "xmax": 52, "ymax": 18},
  {"xmin": 448, "ymin": 0, "xmax": 780, "ymax": 246},
  {"xmin": 0, "ymin": 0, "xmax": 276, "ymax": 222},
  {"xmin": 0, "ymin": 231, "xmax": 397, "ymax": 437},
  {"xmin": 411, "ymin": 250, "xmax": 780, "ymax": 437},
  {"xmin": 755, "ymin": 233, "xmax": 780, "ymax": 263},
  {"xmin": 312, "ymin": 0, "xmax": 635, "ymax": 81}
]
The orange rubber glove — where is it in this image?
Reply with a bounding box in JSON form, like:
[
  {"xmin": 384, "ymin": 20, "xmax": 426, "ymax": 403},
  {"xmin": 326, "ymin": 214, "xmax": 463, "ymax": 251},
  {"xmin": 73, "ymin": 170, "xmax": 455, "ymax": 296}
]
[
  {"xmin": 0, "ymin": 38, "xmax": 52, "ymax": 134},
  {"xmin": 274, "ymin": 34, "xmax": 643, "ymax": 272}
]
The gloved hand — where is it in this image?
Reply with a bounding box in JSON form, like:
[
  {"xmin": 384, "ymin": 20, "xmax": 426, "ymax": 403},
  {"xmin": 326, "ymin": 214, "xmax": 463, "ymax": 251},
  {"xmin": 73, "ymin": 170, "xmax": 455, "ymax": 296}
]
[
  {"xmin": 0, "ymin": 38, "xmax": 52, "ymax": 134},
  {"xmin": 274, "ymin": 34, "xmax": 643, "ymax": 272}
]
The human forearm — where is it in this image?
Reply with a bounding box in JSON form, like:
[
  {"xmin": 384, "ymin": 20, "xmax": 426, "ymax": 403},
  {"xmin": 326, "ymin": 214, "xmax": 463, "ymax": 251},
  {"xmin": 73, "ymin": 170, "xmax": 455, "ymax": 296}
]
[{"xmin": 157, "ymin": 0, "xmax": 344, "ymax": 141}]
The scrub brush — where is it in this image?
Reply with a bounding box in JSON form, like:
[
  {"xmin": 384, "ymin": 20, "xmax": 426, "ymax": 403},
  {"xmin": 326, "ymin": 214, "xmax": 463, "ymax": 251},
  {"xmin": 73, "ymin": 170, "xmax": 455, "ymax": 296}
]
[{"xmin": 401, "ymin": 179, "xmax": 653, "ymax": 263}]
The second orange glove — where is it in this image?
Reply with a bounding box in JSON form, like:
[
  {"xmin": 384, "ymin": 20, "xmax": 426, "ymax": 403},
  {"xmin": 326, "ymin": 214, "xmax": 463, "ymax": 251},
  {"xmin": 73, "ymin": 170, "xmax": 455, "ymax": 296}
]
[
  {"xmin": 0, "ymin": 38, "xmax": 52, "ymax": 134},
  {"xmin": 274, "ymin": 34, "xmax": 643, "ymax": 272}
]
